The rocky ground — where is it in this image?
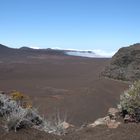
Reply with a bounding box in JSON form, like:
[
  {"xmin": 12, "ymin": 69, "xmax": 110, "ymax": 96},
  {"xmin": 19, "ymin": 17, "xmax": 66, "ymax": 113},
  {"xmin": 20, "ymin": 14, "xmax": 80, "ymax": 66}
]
[{"xmin": 103, "ymin": 43, "xmax": 140, "ymax": 81}]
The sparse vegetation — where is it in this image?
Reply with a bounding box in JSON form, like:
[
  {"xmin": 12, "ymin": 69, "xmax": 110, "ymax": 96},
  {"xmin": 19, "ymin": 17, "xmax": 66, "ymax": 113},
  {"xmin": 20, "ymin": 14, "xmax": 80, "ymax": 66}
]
[
  {"xmin": 0, "ymin": 91, "xmax": 69, "ymax": 135},
  {"xmin": 10, "ymin": 90, "xmax": 32, "ymax": 108},
  {"xmin": 118, "ymin": 80, "xmax": 140, "ymax": 121}
]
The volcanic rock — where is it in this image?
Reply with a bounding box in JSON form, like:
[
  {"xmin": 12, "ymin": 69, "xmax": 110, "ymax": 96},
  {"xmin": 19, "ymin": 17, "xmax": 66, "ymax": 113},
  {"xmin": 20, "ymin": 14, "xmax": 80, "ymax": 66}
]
[
  {"xmin": 88, "ymin": 116, "xmax": 121, "ymax": 129},
  {"xmin": 102, "ymin": 43, "xmax": 140, "ymax": 81},
  {"xmin": 108, "ymin": 108, "xmax": 119, "ymax": 119}
]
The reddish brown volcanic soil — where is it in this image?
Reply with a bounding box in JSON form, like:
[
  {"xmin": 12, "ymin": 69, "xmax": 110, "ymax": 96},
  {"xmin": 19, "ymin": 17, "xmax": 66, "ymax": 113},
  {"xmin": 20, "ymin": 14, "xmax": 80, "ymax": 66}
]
[
  {"xmin": 0, "ymin": 55, "xmax": 128, "ymax": 125},
  {"xmin": 0, "ymin": 54, "xmax": 132, "ymax": 139}
]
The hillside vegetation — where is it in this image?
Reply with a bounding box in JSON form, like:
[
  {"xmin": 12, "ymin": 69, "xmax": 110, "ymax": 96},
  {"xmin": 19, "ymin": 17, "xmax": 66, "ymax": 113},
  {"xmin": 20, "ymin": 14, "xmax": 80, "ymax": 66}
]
[{"xmin": 103, "ymin": 43, "xmax": 140, "ymax": 81}]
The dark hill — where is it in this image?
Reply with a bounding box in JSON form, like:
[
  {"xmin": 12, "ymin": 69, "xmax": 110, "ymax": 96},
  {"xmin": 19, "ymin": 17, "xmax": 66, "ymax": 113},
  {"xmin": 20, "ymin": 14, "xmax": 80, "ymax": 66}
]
[
  {"xmin": 0, "ymin": 44, "xmax": 66, "ymax": 60},
  {"xmin": 19, "ymin": 46, "xmax": 34, "ymax": 51},
  {"xmin": 0, "ymin": 44, "xmax": 11, "ymax": 49},
  {"xmin": 0, "ymin": 44, "xmax": 18, "ymax": 57},
  {"xmin": 0, "ymin": 44, "xmax": 15, "ymax": 52},
  {"xmin": 102, "ymin": 43, "xmax": 140, "ymax": 81}
]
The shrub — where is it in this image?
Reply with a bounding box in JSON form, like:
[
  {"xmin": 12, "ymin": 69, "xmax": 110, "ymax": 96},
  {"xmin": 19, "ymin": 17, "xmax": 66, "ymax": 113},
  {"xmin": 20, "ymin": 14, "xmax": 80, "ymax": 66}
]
[
  {"xmin": 10, "ymin": 90, "xmax": 32, "ymax": 108},
  {"xmin": 0, "ymin": 92, "xmax": 68, "ymax": 135},
  {"xmin": 118, "ymin": 80, "xmax": 140, "ymax": 121}
]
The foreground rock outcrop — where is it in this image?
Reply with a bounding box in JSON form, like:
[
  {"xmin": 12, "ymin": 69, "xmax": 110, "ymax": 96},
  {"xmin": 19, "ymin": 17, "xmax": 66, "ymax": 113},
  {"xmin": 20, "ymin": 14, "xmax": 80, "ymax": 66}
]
[
  {"xmin": 88, "ymin": 108, "xmax": 121, "ymax": 129},
  {"xmin": 103, "ymin": 43, "xmax": 140, "ymax": 81}
]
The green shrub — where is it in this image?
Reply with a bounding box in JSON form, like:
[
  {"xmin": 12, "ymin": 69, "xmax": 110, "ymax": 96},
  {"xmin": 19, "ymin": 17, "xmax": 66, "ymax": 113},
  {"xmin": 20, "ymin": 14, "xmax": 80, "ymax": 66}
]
[{"xmin": 118, "ymin": 80, "xmax": 140, "ymax": 120}]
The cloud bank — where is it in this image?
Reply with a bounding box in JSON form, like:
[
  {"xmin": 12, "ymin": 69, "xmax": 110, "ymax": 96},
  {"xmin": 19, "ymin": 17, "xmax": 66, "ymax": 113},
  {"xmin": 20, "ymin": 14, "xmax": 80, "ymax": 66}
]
[
  {"xmin": 93, "ymin": 49, "xmax": 116, "ymax": 57},
  {"xmin": 66, "ymin": 49, "xmax": 116, "ymax": 58}
]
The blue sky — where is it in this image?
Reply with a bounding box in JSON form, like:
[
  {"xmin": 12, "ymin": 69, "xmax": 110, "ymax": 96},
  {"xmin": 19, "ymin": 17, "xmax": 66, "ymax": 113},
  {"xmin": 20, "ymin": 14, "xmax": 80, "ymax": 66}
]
[{"xmin": 0, "ymin": 0, "xmax": 140, "ymax": 55}]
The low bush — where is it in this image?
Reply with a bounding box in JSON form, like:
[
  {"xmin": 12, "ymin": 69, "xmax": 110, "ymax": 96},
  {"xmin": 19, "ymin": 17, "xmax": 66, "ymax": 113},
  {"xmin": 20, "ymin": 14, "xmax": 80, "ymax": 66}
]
[
  {"xmin": 10, "ymin": 90, "xmax": 32, "ymax": 108},
  {"xmin": 0, "ymin": 91, "xmax": 68, "ymax": 135},
  {"xmin": 118, "ymin": 80, "xmax": 140, "ymax": 121}
]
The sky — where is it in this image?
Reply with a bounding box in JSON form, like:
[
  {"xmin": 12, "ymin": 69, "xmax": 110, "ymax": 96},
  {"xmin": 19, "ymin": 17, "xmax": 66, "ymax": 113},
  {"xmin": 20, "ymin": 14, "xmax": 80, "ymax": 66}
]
[{"xmin": 0, "ymin": 0, "xmax": 140, "ymax": 55}]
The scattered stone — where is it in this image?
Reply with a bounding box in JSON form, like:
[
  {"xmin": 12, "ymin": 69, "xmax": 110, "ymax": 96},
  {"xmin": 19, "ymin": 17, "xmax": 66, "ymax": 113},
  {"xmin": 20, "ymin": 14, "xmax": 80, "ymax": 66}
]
[
  {"xmin": 108, "ymin": 108, "xmax": 119, "ymax": 119},
  {"xmin": 107, "ymin": 120, "xmax": 121, "ymax": 129},
  {"xmin": 124, "ymin": 114, "xmax": 136, "ymax": 123},
  {"xmin": 60, "ymin": 121, "xmax": 74, "ymax": 129},
  {"xmin": 88, "ymin": 116, "xmax": 110, "ymax": 127},
  {"xmin": 88, "ymin": 110, "xmax": 121, "ymax": 129}
]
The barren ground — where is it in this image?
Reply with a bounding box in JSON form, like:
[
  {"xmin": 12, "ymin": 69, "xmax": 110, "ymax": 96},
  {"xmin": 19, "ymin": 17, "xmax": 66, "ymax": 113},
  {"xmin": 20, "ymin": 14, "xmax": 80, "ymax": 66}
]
[{"xmin": 0, "ymin": 55, "xmax": 134, "ymax": 140}]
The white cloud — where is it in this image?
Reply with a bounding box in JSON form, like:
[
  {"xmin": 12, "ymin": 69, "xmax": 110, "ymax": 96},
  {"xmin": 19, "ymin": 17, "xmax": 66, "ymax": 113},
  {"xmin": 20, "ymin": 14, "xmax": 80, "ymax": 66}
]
[
  {"xmin": 30, "ymin": 46, "xmax": 40, "ymax": 49},
  {"xmin": 92, "ymin": 49, "xmax": 116, "ymax": 57},
  {"xmin": 66, "ymin": 49, "xmax": 116, "ymax": 58}
]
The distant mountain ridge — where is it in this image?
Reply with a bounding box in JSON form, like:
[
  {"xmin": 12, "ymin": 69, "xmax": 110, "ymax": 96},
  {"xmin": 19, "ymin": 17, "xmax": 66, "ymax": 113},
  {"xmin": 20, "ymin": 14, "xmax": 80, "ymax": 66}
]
[
  {"xmin": 0, "ymin": 44, "xmax": 18, "ymax": 55},
  {"xmin": 0, "ymin": 44, "xmax": 107, "ymax": 58},
  {"xmin": 0, "ymin": 44, "xmax": 65, "ymax": 56},
  {"xmin": 0, "ymin": 44, "xmax": 14, "ymax": 51},
  {"xmin": 19, "ymin": 46, "xmax": 34, "ymax": 50}
]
